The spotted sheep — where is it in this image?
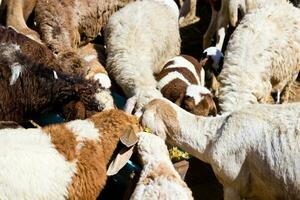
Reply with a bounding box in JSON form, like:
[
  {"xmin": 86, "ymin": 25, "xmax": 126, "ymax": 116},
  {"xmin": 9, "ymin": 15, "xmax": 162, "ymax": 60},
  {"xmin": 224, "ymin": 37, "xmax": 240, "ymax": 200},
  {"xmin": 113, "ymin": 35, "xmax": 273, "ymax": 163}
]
[
  {"xmin": 0, "ymin": 109, "xmax": 141, "ymax": 199},
  {"xmin": 156, "ymin": 55, "xmax": 217, "ymax": 116}
]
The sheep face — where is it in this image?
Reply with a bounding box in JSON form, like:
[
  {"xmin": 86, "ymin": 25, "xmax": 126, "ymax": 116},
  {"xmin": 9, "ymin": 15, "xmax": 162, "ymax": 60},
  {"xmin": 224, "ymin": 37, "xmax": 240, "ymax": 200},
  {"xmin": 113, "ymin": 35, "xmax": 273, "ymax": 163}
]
[
  {"xmin": 183, "ymin": 84, "xmax": 217, "ymax": 116},
  {"xmin": 183, "ymin": 95, "xmax": 217, "ymax": 116}
]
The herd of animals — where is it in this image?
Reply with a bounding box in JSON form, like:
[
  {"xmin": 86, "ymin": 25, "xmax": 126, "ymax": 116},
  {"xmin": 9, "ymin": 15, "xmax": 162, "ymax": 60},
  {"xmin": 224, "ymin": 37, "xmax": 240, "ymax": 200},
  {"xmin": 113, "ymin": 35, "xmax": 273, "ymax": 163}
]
[{"xmin": 0, "ymin": 0, "xmax": 299, "ymax": 199}]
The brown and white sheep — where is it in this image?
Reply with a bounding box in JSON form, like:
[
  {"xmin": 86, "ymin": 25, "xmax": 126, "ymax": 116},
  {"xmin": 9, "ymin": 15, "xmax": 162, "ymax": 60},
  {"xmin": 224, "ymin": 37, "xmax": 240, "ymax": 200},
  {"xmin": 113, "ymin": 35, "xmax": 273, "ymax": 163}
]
[
  {"xmin": 0, "ymin": 109, "xmax": 141, "ymax": 199},
  {"xmin": 141, "ymin": 98, "xmax": 300, "ymax": 200},
  {"xmin": 130, "ymin": 132, "xmax": 193, "ymax": 200},
  {"xmin": 34, "ymin": 0, "xmax": 134, "ymax": 74},
  {"xmin": 0, "ymin": 26, "xmax": 113, "ymax": 123},
  {"xmin": 156, "ymin": 55, "xmax": 217, "ymax": 116}
]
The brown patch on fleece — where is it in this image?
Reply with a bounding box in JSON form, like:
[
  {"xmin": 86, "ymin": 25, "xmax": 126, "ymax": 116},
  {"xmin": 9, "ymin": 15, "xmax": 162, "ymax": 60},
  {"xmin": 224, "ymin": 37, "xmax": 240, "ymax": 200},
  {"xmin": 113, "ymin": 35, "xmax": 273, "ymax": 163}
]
[
  {"xmin": 89, "ymin": 109, "xmax": 142, "ymax": 163},
  {"xmin": 67, "ymin": 140, "xmax": 107, "ymax": 200},
  {"xmin": 181, "ymin": 54, "xmax": 203, "ymax": 80},
  {"xmin": 142, "ymin": 162, "xmax": 187, "ymax": 187},
  {"xmin": 160, "ymin": 78, "xmax": 188, "ymax": 106},
  {"xmin": 67, "ymin": 110, "xmax": 142, "ymax": 199},
  {"xmin": 43, "ymin": 124, "xmax": 77, "ymax": 161},
  {"xmin": 157, "ymin": 67, "xmax": 198, "ymax": 84},
  {"xmin": 144, "ymin": 99, "xmax": 181, "ymax": 136}
]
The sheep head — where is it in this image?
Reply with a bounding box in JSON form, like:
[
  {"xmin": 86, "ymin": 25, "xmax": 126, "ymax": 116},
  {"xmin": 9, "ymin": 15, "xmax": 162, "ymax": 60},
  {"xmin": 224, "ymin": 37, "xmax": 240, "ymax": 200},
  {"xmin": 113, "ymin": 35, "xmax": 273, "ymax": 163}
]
[{"xmin": 183, "ymin": 84, "xmax": 217, "ymax": 116}]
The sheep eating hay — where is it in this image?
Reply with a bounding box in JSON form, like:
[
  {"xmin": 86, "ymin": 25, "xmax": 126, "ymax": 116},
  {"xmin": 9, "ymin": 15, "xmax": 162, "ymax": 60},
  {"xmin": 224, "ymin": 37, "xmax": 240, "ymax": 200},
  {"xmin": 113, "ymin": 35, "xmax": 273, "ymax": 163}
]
[
  {"xmin": 130, "ymin": 132, "xmax": 193, "ymax": 200},
  {"xmin": 141, "ymin": 99, "xmax": 300, "ymax": 199},
  {"xmin": 218, "ymin": 1, "xmax": 300, "ymax": 113},
  {"xmin": 105, "ymin": 0, "xmax": 181, "ymax": 113},
  {"xmin": 0, "ymin": 26, "xmax": 113, "ymax": 122},
  {"xmin": 0, "ymin": 109, "xmax": 141, "ymax": 199}
]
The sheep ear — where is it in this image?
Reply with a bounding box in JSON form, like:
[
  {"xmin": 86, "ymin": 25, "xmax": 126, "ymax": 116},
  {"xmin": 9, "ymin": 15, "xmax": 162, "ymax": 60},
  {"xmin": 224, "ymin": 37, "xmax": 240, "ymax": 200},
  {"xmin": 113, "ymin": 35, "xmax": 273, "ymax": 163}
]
[
  {"xmin": 107, "ymin": 146, "xmax": 134, "ymax": 176},
  {"xmin": 120, "ymin": 126, "xmax": 138, "ymax": 148}
]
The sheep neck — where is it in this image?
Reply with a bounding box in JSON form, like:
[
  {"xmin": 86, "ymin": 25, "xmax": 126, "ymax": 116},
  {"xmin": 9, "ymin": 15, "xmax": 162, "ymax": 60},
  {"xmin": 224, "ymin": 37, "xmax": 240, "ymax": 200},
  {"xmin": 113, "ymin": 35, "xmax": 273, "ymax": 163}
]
[{"xmin": 164, "ymin": 107, "xmax": 225, "ymax": 163}]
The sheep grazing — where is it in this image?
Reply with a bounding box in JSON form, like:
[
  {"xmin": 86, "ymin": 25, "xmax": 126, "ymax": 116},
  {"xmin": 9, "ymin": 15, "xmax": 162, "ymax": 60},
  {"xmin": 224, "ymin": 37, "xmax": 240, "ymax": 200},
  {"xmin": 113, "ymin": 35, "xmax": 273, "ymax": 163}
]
[
  {"xmin": 203, "ymin": 0, "xmax": 284, "ymax": 49},
  {"xmin": 0, "ymin": 26, "xmax": 113, "ymax": 123},
  {"xmin": 0, "ymin": 109, "xmax": 142, "ymax": 199},
  {"xmin": 105, "ymin": 0, "xmax": 180, "ymax": 113},
  {"xmin": 34, "ymin": 0, "xmax": 134, "ymax": 74},
  {"xmin": 218, "ymin": 1, "xmax": 300, "ymax": 113},
  {"xmin": 1, "ymin": 0, "xmax": 41, "ymax": 42},
  {"xmin": 141, "ymin": 98, "xmax": 300, "ymax": 200},
  {"xmin": 130, "ymin": 132, "xmax": 193, "ymax": 200},
  {"xmin": 156, "ymin": 55, "xmax": 217, "ymax": 116}
]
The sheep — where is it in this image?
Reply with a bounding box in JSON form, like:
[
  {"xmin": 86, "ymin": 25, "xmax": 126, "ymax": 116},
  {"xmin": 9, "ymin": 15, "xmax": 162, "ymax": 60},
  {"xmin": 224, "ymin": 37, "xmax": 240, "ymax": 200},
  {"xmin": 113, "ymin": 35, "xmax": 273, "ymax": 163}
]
[
  {"xmin": 203, "ymin": 0, "xmax": 285, "ymax": 49},
  {"xmin": 0, "ymin": 26, "xmax": 114, "ymax": 123},
  {"xmin": 0, "ymin": 0, "xmax": 41, "ymax": 42},
  {"xmin": 141, "ymin": 98, "xmax": 300, "ymax": 200},
  {"xmin": 156, "ymin": 55, "xmax": 217, "ymax": 116},
  {"xmin": 130, "ymin": 132, "xmax": 193, "ymax": 200},
  {"xmin": 218, "ymin": 1, "xmax": 300, "ymax": 113},
  {"xmin": 0, "ymin": 109, "xmax": 142, "ymax": 199},
  {"xmin": 34, "ymin": 0, "xmax": 134, "ymax": 74},
  {"xmin": 105, "ymin": 0, "xmax": 180, "ymax": 114}
]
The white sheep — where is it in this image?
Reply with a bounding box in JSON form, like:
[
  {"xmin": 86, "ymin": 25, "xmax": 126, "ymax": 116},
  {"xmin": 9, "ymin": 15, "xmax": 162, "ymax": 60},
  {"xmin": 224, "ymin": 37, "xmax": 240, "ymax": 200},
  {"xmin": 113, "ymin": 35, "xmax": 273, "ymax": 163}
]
[
  {"xmin": 203, "ymin": 0, "xmax": 285, "ymax": 49},
  {"xmin": 0, "ymin": 109, "xmax": 142, "ymax": 199},
  {"xmin": 141, "ymin": 98, "xmax": 300, "ymax": 200},
  {"xmin": 218, "ymin": 1, "xmax": 300, "ymax": 113},
  {"xmin": 105, "ymin": 0, "xmax": 181, "ymax": 114},
  {"xmin": 130, "ymin": 132, "xmax": 193, "ymax": 200}
]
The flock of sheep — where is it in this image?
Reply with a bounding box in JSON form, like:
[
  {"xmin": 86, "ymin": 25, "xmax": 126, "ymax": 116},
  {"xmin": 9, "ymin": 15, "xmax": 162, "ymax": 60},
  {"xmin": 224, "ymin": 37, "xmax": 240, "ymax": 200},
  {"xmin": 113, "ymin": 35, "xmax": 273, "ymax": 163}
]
[{"xmin": 0, "ymin": 0, "xmax": 299, "ymax": 199}]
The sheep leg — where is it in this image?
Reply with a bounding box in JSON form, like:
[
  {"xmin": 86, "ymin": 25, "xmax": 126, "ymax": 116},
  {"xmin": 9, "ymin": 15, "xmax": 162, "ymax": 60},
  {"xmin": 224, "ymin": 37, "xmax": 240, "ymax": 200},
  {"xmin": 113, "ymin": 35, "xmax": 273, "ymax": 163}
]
[
  {"xmin": 203, "ymin": 9, "xmax": 218, "ymax": 49},
  {"xmin": 6, "ymin": 0, "xmax": 41, "ymax": 42},
  {"xmin": 179, "ymin": 0, "xmax": 199, "ymax": 27},
  {"xmin": 124, "ymin": 96, "xmax": 138, "ymax": 114},
  {"xmin": 224, "ymin": 187, "xmax": 241, "ymax": 200},
  {"xmin": 215, "ymin": 17, "xmax": 228, "ymax": 50},
  {"xmin": 280, "ymin": 84, "xmax": 291, "ymax": 104}
]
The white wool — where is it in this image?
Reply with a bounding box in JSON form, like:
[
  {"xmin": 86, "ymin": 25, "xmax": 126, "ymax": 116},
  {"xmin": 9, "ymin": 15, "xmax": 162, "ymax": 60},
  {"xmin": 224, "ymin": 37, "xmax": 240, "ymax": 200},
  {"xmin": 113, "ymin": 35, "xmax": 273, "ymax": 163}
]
[
  {"xmin": 9, "ymin": 63, "xmax": 23, "ymax": 85},
  {"xmin": 105, "ymin": 0, "xmax": 180, "ymax": 111},
  {"xmin": 219, "ymin": 2, "xmax": 300, "ymax": 113},
  {"xmin": 166, "ymin": 56, "xmax": 201, "ymax": 85},
  {"xmin": 66, "ymin": 119, "xmax": 100, "ymax": 142},
  {"xmin": 157, "ymin": 71, "xmax": 190, "ymax": 90},
  {"xmin": 83, "ymin": 54, "xmax": 97, "ymax": 62},
  {"xmin": 0, "ymin": 128, "xmax": 76, "ymax": 199},
  {"xmin": 53, "ymin": 70, "xmax": 58, "ymax": 79},
  {"xmin": 153, "ymin": 0, "xmax": 179, "ymax": 17},
  {"xmin": 130, "ymin": 132, "xmax": 193, "ymax": 200},
  {"xmin": 203, "ymin": 47, "xmax": 223, "ymax": 70},
  {"xmin": 94, "ymin": 89, "xmax": 115, "ymax": 110},
  {"xmin": 185, "ymin": 85, "xmax": 211, "ymax": 104},
  {"xmin": 94, "ymin": 73, "xmax": 112, "ymax": 89}
]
